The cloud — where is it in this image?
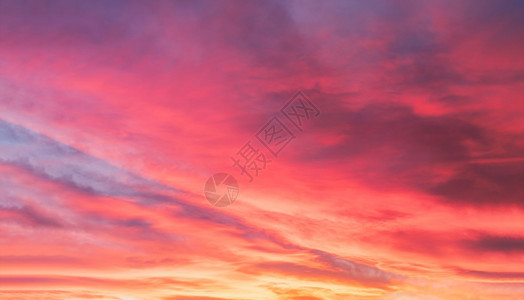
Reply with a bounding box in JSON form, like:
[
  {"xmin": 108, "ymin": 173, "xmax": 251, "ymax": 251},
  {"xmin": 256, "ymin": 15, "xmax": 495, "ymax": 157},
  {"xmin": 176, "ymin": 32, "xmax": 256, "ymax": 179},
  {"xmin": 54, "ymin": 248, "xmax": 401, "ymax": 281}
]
[
  {"xmin": 0, "ymin": 203, "xmax": 64, "ymax": 228},
  {"xmin": 295, "ymin": 99, "xmax": 524, "ymax": 206},
  {"xmin": 0, "ymin": 118, "xmax": 178, "ymax": 201},
  {"xmin": 456, "ymin": 268, "xmax": 524, "ymax": 280},
  {"xmin": 461, "ymin": 234, "xmax": 524, "ymax": 253},
  {"xmin": 429, "ymin": 161, "xmax": 524, "ymax": 206},
  {"xmin": 310, "ymin": 249, "xmax": 401, "ymax": 285},
  {"xmin": 0, "ymin": 0, "xmax": 524, "ymax": 299}
]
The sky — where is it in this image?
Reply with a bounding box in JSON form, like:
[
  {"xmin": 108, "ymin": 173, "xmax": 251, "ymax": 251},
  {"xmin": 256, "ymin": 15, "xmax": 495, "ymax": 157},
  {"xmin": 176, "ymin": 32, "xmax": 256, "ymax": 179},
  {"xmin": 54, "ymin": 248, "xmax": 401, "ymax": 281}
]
[{"xmin": 0, "ymin": 0, "xmax": 523, "ymax": 299}]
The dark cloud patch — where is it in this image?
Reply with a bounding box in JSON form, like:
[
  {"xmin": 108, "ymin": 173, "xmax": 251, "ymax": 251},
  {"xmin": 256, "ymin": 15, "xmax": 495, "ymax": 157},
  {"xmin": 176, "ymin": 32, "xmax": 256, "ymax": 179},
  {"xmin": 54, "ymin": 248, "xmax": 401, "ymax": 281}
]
[
  {"xmin": 471, "ymin": 70, "xmax": 524, "ymax": 86},
  {"xmin": 371, "ymin": 229, "xmax": 524, "ymax": 260},
  {"xmin": 208, "ymin": 0, "xmax": 323, "ymax": 74},
  {"xmin": 455, "ymin": 268, "xmax": 524, "ymax": 280},
  {"xmin": 375, "ymin": 0, "xmax": 524, "ymax": 95},
  {"xmin": 299, "ymin": 102, "xmax": 487, "ymax": 187},
  {"xmin": 71, "ymin": 209, "xmax": 183, "ymax": 242},
  {"xmin": 116, "ymin": 218, "xmax": 152, "ymax": 228},
  {"xmin": 0, "ymin": 0, "xmax": 128, "ymax": 45},
  {"xmin": 316, "ymin": 102, "xmax": 485, "ymax": 162},
  {"xmin": 383, "ymin": 29, "xmax": 467, "ymax": 95},
  {"xmin": 0, "ymin": 203, "xmax": 63, "ymax": 228},
  {"xmin": 444, "ymin": 0, "xmax": 524, "ymax": 40},
  {"xmin": 433, "ymin": 94, "xmax": 473, "ymax": 105},
  {"xmin": 388, "ymin": 30, "xmax": 442, "ymax": 58},
  {"xmin": 0, "ymin": 0, "xmax": 164, "ymax": 70},
  {"xmin": 430, "ymin": 161, "xmax": 524, "ymax": 206},
  {"xmin": 294, "ymin": 96, "xmax": 524, "ymax": 206},
  {"xmin": 387, "ymin": 53, "xmax": 465, "ymax": 92},
  {"xmin": 461, "ymin": 234, "xmax": 524, "ymax": 253},
  {"xmin": 434, "ymin": 161, "xmax": 524, "ymax": 207}
]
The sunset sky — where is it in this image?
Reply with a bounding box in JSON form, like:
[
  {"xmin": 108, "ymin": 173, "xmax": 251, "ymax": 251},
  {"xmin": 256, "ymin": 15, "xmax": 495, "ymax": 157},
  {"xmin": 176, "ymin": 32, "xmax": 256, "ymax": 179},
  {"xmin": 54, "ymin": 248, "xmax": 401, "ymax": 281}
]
[{"xmin": 1, "ymin": 0, "xmax": 524, "ymax": 299}]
